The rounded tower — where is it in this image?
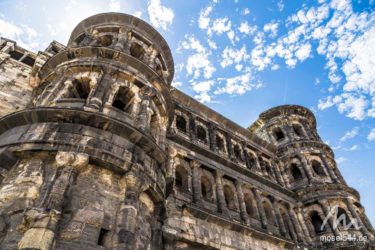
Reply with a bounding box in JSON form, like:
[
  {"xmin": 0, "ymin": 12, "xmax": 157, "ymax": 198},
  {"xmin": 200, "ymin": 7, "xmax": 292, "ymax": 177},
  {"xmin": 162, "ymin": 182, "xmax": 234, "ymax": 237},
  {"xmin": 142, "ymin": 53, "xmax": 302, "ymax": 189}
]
[
  {"xmin": 250, "ymin": 105, "xmax": 374, "ymax": 248},
  {"xmin": 0, "ymin": 13, "xmax": 173, "ymax": 249}
]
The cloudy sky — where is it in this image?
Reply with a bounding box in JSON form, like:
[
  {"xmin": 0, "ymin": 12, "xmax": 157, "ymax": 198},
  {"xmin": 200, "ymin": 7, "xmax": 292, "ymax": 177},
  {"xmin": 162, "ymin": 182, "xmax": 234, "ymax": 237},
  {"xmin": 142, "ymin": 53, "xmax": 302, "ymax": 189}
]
[{"xmin": 0, "ymin": 0, "xmax": 374, "ymax": 224}]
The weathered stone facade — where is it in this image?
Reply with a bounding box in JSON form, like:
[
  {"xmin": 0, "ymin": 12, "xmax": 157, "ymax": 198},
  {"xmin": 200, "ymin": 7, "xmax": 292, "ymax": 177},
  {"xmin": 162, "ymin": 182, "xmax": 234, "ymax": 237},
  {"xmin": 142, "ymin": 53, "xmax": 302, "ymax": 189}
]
[{"xmin": 0, "ymin": 13, "xmax": 373, "ymax": 250}]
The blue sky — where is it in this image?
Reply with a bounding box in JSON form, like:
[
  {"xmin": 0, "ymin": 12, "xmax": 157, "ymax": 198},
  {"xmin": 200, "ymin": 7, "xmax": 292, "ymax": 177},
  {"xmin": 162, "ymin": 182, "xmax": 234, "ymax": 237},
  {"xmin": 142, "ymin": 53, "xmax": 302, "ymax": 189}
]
[{"xmin": 0, "ymin": 0, "xmax": 374, "ymax": 224}]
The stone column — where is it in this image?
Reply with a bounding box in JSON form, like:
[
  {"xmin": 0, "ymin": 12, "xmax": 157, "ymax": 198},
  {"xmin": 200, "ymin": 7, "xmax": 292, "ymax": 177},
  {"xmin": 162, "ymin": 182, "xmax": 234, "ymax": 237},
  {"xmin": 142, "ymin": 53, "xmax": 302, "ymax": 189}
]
[
  {"xmin": 114, "ymin": 27, "xmax": 129, "ymax": 51},
  {"xmin": 288, "ymin": 206, "xmax": 307, "ymax": 243},
  {"xmin": 296, "ymin": 205, "xmax": 314, "ymax": 241},
  {"xmin": 117, "ymin": 170, "xmax": 142, "ymax": 250},
  {"xmin": 85, "ymin": 70, "xmax": 108, "ymax": 111},
  {"xmin": 320, "ymin": 153, "xmax": 338, "ymax": 183},
  {"xmin": 319, "ymin": 200, "xmax": 339, "ymax": 236},
  {"xmin": 299, "ymin": 154, "xmax": 314, "ymax": 182},
  {"xmin": 345, "ymin": 199, "xmax": 373, "ymax": 238},
  {"xmin": 273, "ymin": 161, "xmax": 286, "ymax": 186},
  {"xmin": 235, "ymin": 181, "xmax": 249, "ymax": 225},
  {"xmin": 215, "ymin": 171, "xmax": 228, "ymax": 215},
  {"xmin": 283, "ymin": 211, "xmax": 298, "ymax": 242},
  {"xmin": 252, "ymin": 188, "xmax": 267, "ymax": 229},
  {"xmin": 18, "ymin": 151, "xmax": 89, "ymax": 250},
  {"xmin": 190, "ymin": 160, "xmax": 203, "ymax": 205}
]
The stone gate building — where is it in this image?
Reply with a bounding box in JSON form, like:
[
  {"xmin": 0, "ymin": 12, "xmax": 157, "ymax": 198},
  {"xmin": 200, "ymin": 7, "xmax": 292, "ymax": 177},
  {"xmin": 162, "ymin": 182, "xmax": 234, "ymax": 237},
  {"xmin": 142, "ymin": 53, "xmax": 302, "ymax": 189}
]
[{"xmin": 0, "ymin": 12, "xmax": 374, "ymax": 250}]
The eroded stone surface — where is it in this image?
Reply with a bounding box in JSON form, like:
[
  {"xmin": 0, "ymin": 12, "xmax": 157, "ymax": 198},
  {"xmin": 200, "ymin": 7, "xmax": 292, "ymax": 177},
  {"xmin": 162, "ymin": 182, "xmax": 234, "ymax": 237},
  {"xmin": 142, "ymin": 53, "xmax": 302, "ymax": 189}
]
[{"xmin": 0, "ymin": 13, "xmax": 374, "ymax": 250}]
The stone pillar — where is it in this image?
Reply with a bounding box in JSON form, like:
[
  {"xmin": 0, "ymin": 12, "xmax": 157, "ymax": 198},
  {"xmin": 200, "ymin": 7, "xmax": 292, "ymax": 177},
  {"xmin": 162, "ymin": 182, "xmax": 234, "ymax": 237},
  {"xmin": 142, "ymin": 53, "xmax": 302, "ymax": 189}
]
[
  {"xmin": 235, "ymin": 181, "xmax": 250, "ymax": 224},
  {"xmin": 283, "ymin": 211, "xmax": 298, "ymax": 242},
  {"xmin": 85, "ymin": 70, "xmax": 107, "ymax": 111},
  {"xmin": 320, "ymin": 153, "xmax": 338, "ymax": 183},
  {"xmin": 319, "ymin": 200, "xmax": 339, "ymax": 236},
  {"xmin": 117, "ymin": 170, "xmax": 142, "ymax": 250},
  {"xmin": 296, "ymin": 205, "xmax": 314, "ymax": 241},
  {"xmin": 252, "ymin": 188, "xmax": 267, "ymax": 229},
  {"xmin": 190, "ymin": 160, "xmax": 203, "ymax": 205},
  {"xmin": 345, "ymin": 199, "xmax": 373, "ymax": 239},
  {"xmin": 288, "ymin": 206, "xmax": 307, "ymax": 243},
  {"xmin": 299, "ymin": 154, "xmax": 314, "ymax": 182},
  {"xmin": 215, "ymin": 171, "xmax": 228, "ymax": 215},
  {"xmin": 114, "ymin": 27, "xmax": 129, "ymax": 51},
  {"xmin": 273, "ymin": 161, "xmax": 286, "ymax": 186},
  {"xmin": 18, "ymin": 151, "xmax": 89, "ymax": 250}
]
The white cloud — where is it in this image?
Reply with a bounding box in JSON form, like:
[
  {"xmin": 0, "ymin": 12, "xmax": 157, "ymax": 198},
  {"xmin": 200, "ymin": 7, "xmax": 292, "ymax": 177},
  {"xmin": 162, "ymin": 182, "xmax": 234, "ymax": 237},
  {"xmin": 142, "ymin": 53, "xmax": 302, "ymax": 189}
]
[
  {"xmin": 340, "ymin": 127, "xmax": 359, "ymax": 142},
  {"xmin": 192, "ymin": 80, "xmax": 215, "ymax": 103},
  {"xmin": 109, "ymin": 0, "xmax": 121, "ymax": 12},
  {"xmin": 172, "ymin": 81, "xmax": 182, "ymax": 88},
  {"xmin": 238, "ymin": 21, "xmax": 257, "ymax": 35},
  {"xmin": 242, "ymin": 8, "xmax": 250, "ymax": 15},
  {"xmin": 180, "ymin": 36, "xmax": 216, "ymax": 79},
  {"xmin": 199, "ymin": 6, "xmax": 212, "ymax": 30},
  {"xmin": 295, "ymin": 43, "xmax": 311, "ymax": 61},
  {"xmin": 263, "ymin": 21, "xmax": 279, "ymax": 37},
  {"xmin": 0, "ymin": 18, "xmax": 39, "ymax": 50},
  {"xmin": 215, "ymin": 72, "xmax": 262, "ymax": 95},
  {"xmin": 147, "ymin": 0, "xmax": 174, "ymax": 30},
  {"xmin": 220, "ymin": 46, "xmax": 250, "ymax": 68},
  {"xmin": 210, "ymin": 17, "xmax": 232, "ymax": 35},
  {"xmin": 368, "ymin": 128, "xmax": 375, "ymax": 141},
  {"xmin": 336, "ymin": 157, "xmax": 347, "ymax": 164},
  {"xmin": 346, "ymin": 145, "xmax": 359, "ymax": 151}
]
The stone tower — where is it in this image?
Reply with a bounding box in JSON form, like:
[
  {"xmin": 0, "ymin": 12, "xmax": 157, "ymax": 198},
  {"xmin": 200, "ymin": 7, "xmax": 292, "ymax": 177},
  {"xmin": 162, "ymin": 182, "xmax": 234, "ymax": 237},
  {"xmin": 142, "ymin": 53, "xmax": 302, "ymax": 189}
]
[{"xmin": 0, "ymin": 12, "xmax": 374, "ymax": 250}]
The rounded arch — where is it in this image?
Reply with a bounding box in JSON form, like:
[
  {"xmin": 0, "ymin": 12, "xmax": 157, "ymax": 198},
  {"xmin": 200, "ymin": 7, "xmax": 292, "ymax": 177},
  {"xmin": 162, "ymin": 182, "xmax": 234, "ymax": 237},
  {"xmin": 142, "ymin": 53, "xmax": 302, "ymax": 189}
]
[
  {"xmin": 309, "ymin": 210, "xmax": 326, "ymax": 234},
  {"xmin": 175, "ymin": 113, "xmax": 187, "ymax": 133},
  {"xmin": 175, "ymin": 164, "xmax": 189, "ymax": 193},
  {"xmin": 200, "ymin": 174, "xmax": 214, "ymax": 202},
  {"xmin": 311, "ymin": 159, "xmax": 326, "ymax": 177},
  {"xmin": 243, "ymin": 191, "xmax": 256, "ymax": 218},
  {"xmin": 244, "ymin": 149, "xmax": 258, "ymax": 169},
  {"xmin": 215, "ymin": 132, "xmax": 226, "ymax": 153},
  {"xmin": 290, "ymin": 162, "xmax": 303, "ymax": 181},
  {"xmin": 292, "ymin": 123, "xmax": 306, "ymax": 138},
  {"xmin": 196, "ymin": 123, "xmax": 208, "ymax": 143},
  {"xmin": 223, "ymin": 183, "xmax": 237, "ymax": 211},
  {"xmin": 272, "ymin": 126, "xmax": 285, "ymax": 142},
  {"xmin": 262, "ymin": 198, "xmax": 276, "ymax": 226}
]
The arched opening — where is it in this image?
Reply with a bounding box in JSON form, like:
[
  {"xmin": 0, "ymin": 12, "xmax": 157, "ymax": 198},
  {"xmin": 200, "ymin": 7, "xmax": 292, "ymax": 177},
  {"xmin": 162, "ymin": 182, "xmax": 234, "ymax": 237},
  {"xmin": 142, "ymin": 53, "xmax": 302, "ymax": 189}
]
[
  {"xmin": 68, "ymin": 79, "xmax": 91, "ymax": 99},
  {"xmin": 273, "ymin": 127, "xmax": 285, "ymax": 142},
  {"xmin": 223, "ymin": 185, "xmax": 236, "ymax": 210},
  {"xmin": 201, "ymin": 175, "xmax": 213, "ymax": 202},
  {"xmin": 293, "ymin": 124, "xmax": 304, "ymax": 137},
  {"xmin": 244, "ymin": 193, "xmax": 256, "ymax": 218},
  {"xmin": 245, "ymin": 151, "xmax": 257, "ymax": 169},
  {"xmin": 337, "ymin": 207, "xmax": 353, "ymax": 229},
  {"xmin": 290, "ymin": 163, "xmax": 303, "ymax": 181},
  {"xmin": 175, "ymin": 165, "xmax": 188, "ymax": 192},
  {"xmin": 233, "ymin": 144, "xmax": 242, "ymax": 161},
  {"xmin": 263, "ymin": 200, "xmax": 276, "ymax": 226},
  {"xmin": 196, "ymin": 125, "xmax": 207, "ymax": 143},
  {"xmin": 310, "ymin": 211, "xmax": 325, "ymax": 234},
  {"xmin": 216, "ymin": 134, "xmax": 225, "ymax": 152},
  {"xmin": 264, "ymin": 162, "xmax": 274, "ymax": 179},
  {"xmin": 130, "ymin": 43, "xmax": 145, "ymax": 60},
  {"xmin": 112, "ymin": 86, "xmax": 135, "ymax": 113},
  {"xmin": 98, "ymin": 35, "xmax": 113, "ymax": 47},
  {"xmin": 311, "ymin": 160, "xmax": 326, "ymax": 176},
  {"xmin": 280, "ymin": 209, "xmax": 292, "ymax": 239},
  {"xmin": 175, "ymin": 115, "xmax": 187, "ymax": 133}
]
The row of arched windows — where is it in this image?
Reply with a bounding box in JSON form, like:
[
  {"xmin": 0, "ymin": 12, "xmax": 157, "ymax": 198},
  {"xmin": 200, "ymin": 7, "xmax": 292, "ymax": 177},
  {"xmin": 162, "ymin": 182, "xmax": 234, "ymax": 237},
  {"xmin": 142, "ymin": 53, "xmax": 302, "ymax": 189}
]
[
  {"xmin": 288, "ymin": 157, "xmax": 328, "ymax": 186},
  {"xmin": 173, "ymin": 113, "xmax": 279, "ymax": 182},
  {"xmin": 272, "ymin": 123, "xmax": 307, "ymax": 143}
]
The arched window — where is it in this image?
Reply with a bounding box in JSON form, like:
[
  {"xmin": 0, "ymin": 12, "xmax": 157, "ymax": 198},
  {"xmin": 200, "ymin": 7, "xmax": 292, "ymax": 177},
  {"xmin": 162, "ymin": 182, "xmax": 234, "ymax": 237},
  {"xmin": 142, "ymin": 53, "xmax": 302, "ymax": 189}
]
[
  {"xmin": 273, "ymin": 127, "xmax": 285, "ymax": 142},
  {"xmin": 233, "ymin": 144, "xmax": 242, "ymax": 161},
  {"xmin": 130, "ymin": 43, "xmax": 145, "ymax": 60},
  {"xmin": 337, "ymin": 207, "xmax": 352, "ymax": 228},
  {"xmin": 112, "ymin": 86, "xmax": 134, "ymax": 113},
  {"xmin": 311, "ymin": 160, "xmax": 326, "ymax": 176},
  {"xmin": 201, "ymin": 175, "xmax": 213, "ymax": 202},
  {"xmin": 310, "ymin": 211, "xmax": 325, "ymax": 234},
  {"xmin": 264, "ymin": 162, "xmax": 274, "ymax": 179},
  {"xmin": 290, "ymin": 163, "xmax": 303, "ymax": 181},
  {"xmin": 196, "ymin": 125, "xmax": 207, "ymax": 142},
  {"xmin": 263, "ymin": 200, "xmax": 276, "ymax": 226},
  {"xmin": 68, "ymin": 79, "xmax": 91, "ymax": 99},
  {"xmin": 245, "ymin": 151, "xmax": 257, "ymax": 169},
  {"xmin": 175, "ymin": 165, "xmax": 188, "ymax": 192},
  {"xmin": 223, "ymin": 185, "xmax": 236, "ymax": 210},
  {"xmin": 280, "ymin": 209, "xmax": 292, "ymax": 239},
  {"xmin": 175, "ymin": 115, "xmax": 187, "ymax": 133},
  {"xmin": 98, "ymin": 35, "xmax": 113, "ymax": 47},
  {"xmin": 216, "ymin": 134, "xmax": 225, "ymax": 152},
  {"xmin": 244, "ymin": 193, "xmax": 255, "ymax": 218},
  {"xmin": 293, "ymin": 124, "xmax": 304, "ymax": 137}
]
